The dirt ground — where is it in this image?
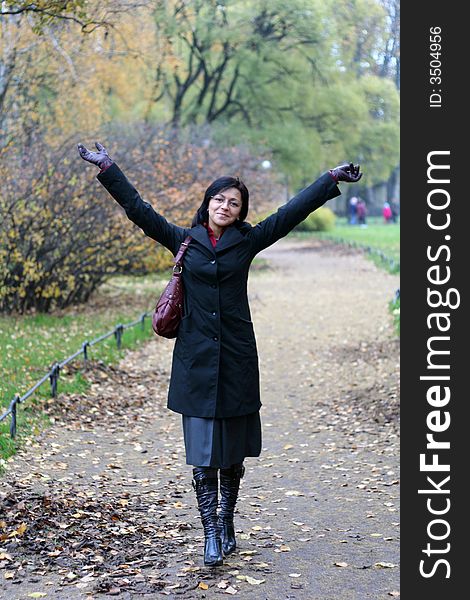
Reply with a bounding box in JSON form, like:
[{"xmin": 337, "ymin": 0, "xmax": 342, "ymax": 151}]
[{"xmin": 0, "ymin": 237, "xmax": 400, "ymax": 600}]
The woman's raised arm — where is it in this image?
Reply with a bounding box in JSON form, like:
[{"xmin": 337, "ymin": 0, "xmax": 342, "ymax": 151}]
[
  {"xmin": 247, "ymin": 163, "xmax": 362, "ymax": 256},
  {"xmin": 77, "ymin": 142, "xmax": 187, "ymax": 256}
]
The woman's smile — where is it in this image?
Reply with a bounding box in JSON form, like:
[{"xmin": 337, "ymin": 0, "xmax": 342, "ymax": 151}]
[{"xmin": 208, "ymin": 186, "xmax": 243, "ymax": 236}]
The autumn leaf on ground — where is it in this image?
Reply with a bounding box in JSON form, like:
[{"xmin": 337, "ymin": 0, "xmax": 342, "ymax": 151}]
[{"xmin": 224, "ymin": 586, "xmax": 238, "ymax": 595}]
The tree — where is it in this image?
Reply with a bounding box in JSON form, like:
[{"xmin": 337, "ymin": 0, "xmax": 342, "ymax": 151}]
[{"xmin": 149, "ymin": 0, "xmax": 331, "ymax": 128}]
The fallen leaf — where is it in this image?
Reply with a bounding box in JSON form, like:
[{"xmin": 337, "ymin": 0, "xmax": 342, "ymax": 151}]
[
  {"xmin": 4, "ymin": 572, "xmax": 15, "ymax": 580},
  {"xmin": 374, "ymin": 562, "xmax": 398, "ymax": 569},
  {"xmin": 245, "ymin": 576, "xmax": 265, "ymax": 585},
  {"xmin": 289, "ymin": 573, "xmax": 301, "ymax": 578},
  {"xmin": 334, "ymin": 562, "xmax": 348, "ymax": 568},
  {"xmin": 198, "ymin": 582, "xmax": 209, "ymax": 590},
  {"xmin": 217, "ymin": 580, "xmax": 230, "ymax": 588},
  {"xmin": 224, "ymin": 586, "xmax": 238, "ymax": 594},
  {"xmin": 388, "ymin": 592, "xmax": 400, "ymax": 597},
  {"xmin": 27, "ymin": 594, "xmax": 47, "ymax": 598}
]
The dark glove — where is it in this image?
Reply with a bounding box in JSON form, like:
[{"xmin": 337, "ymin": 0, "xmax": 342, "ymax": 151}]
[
  {"xmin": 77, "ymin": 142, "xmax": 114, "ymax": 171},
  {"xmin": 329, "ymin": 163, "xmax": 362, "ymax": 183}
]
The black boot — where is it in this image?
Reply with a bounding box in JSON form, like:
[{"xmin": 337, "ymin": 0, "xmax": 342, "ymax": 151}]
[
  {"xmin": 192, "ymin": 467, "xmax": 223, "ymax": 567},
  {"xmin": 218, "ymin": 463, "xmax": 245, "ymax": 556}
]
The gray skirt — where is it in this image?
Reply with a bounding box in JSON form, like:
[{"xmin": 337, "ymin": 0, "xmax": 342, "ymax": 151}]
[{"xmin": 182, "ymin": 411, "xmax": 262, "ymax": 468}]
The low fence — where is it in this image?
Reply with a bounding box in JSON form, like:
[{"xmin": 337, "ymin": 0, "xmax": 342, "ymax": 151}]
[
  {"xmin": 0, "ymin": 311, "xmax": 153, "ymax": 439},
  {"xmin": 320, "ymin": 235, "xmax": 400, "ymax": 273}
]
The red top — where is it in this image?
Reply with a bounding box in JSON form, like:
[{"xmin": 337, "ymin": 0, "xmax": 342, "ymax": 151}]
[{"xmin": 204, "ymin": 223, "xmax": 224, "ymax": 247}]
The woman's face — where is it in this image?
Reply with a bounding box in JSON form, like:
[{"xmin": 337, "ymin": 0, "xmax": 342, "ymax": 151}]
[{"xmin": 208, "ymin": 187, "xmax": 242, "ymax": 232}]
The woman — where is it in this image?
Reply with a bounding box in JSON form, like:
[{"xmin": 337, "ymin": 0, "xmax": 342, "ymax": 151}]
[{"xmin": 77, "ymin": 142, "xmax": 362, "ymax": 567}]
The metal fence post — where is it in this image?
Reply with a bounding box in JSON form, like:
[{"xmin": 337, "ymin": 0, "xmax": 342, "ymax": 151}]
[
  {"xmin": 50, "ymin": 363, "xmax": 60, "ymax": 397},
  {"xmin": 114, "ymin": 324, "xmax": 124, "ymax": 350},
  {"xmin": 10, "ymin": 396, "xmax": 19, "ymax": 438},
  {"xmin": 82, "ymin": 341, "xmax": 89, "ymax": 367}
]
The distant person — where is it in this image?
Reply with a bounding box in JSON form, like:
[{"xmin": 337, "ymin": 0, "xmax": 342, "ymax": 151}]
[
  {"xmin": 349, "ymin": 196, "xmax": 358, "ymax": 224},
  {"xmin": 356, "ymin": 198, "xmax": 367, "ymax": 226},
  {"xmin": 390, "ymin": 198, "xmax": 399, "ymax": 223},
  {"xmin": 383, "ymin": 201, "xmax": 393, "ymax": 224}
]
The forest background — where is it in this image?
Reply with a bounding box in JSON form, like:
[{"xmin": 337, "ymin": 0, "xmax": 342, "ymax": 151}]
[{"xmin": 0, "ymin": 0, "xmax": 399, "ymax": 314}]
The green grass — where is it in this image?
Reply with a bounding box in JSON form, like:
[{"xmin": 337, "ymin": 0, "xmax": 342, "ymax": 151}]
[
  {"xmin": 389, "ymin": 293, "xmax": 400, "ymax": 336},
  {"xmin": 291, "ymin": 216, "xmax": 400, "ymax": 273},
  {"xmin": 0, "ymin": 274, "xmax": 165, "ymax": 462}
]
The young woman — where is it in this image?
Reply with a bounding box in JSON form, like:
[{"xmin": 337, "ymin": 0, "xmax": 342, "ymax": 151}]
[{"xmin": 77, "ymin": 142, "xmax": 362, "ymax": 567}]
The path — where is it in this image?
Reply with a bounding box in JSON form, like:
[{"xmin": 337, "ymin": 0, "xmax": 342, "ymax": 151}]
[{"xmin": 1, "ymin": 238, "xmax": 400, "ymax": 599}]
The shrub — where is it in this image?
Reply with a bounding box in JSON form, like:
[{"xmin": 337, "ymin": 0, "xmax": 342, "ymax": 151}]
[
  {"xmin": 294, "ymin": 206, "xmax": 336, "ymax": 232},
  {"xmin": 1, "ymin": 125, "xmax": 284, "ymax": 313}
]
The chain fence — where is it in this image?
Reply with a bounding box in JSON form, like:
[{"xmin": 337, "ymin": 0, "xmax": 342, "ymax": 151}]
[
  {"xmin": 319, "ymin": 234, "xmax": 400, "ymax": 273},
  {"xmin": 0, "ymin": 311, "xmax": 153, "ymax": 439}
]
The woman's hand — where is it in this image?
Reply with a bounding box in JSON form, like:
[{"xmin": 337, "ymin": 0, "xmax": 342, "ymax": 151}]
[
  {"xmin": 329, "ymin": 163, "xmax": 362, "ymax": 183},
  {"xmin": 77, "ymin": 142, "xmax": 114, "ymax": 171}
]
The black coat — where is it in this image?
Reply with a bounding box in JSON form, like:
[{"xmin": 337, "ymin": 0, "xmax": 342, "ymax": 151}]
[{"xmin": 97, "ymin": 164, "xmax": 340, "ymax": 418}]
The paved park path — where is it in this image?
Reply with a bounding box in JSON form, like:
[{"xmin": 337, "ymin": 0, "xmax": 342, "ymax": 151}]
[{"xmin": 1, "ymin": 237, "xmax": 400, "ymax": 600}]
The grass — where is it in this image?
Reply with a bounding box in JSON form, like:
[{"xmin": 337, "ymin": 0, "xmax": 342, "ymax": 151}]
[
  {"xmin": 0, "ymin": 274, "xmax": 166, "ymax": 463},
  {"xmin": 291, "ymin": 216, "xmax": 400, "ymax": 273},
  {"xmin": 389, "ymin": 293, "xmax": 400, "ymax": 335}
]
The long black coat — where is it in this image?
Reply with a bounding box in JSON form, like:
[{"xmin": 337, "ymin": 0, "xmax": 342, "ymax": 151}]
[{"xmin": 97, "ymin": 164, "xmax": 340, "ymax": 418}]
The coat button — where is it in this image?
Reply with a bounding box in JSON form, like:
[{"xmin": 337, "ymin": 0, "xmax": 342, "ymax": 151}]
[
  {"xmin": 210, "ymin": 259, "xmax": 216, "ymax": 264},
  {"xmin": 211, "ymin": 284, "xmax": 217, "ymax": 288},
  {"xmin": 212, "ymin": 311, "xmax": 217, "ymax": 316},
  {"xmin": 213, "ymin": 336, "xmax": 218, "ymax": 341}
]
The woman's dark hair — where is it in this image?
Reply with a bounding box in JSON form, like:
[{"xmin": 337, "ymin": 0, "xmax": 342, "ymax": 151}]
[{"xmin": 191, "ymin": 176, "xmax": 249, "ymax": 227}]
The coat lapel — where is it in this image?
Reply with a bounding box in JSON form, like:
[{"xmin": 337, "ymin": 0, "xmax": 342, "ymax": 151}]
[
  {"xmin": 189, "ymin": 224, "xmax": 216, "ymax": 256},
  {"xmin": 214, "ymin": 224, "xmax": 245, "ymax": 253},
  {"xmin": 189, "ymin": 223, "xmax": 246, "ymax": 255}
]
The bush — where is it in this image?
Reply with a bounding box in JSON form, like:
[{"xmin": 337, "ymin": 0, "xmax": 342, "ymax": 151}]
[
  {"xmin": 294, "ymin": 206, "xmax": 336, "ymax": 232},
  {"xmin": 1, "ymin": 125, "xmax": 284, "ymax": 313}
]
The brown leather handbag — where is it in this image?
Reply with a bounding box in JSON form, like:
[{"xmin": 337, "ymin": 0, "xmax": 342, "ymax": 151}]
[{"xmin": 152, "ymin": 236, "xmax": 192, "ymax": 338}]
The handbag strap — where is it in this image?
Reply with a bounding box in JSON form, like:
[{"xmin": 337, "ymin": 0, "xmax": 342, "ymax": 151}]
[{"xmin": 173, "ymin": 235, "xmax": 192, "ymax": 273}]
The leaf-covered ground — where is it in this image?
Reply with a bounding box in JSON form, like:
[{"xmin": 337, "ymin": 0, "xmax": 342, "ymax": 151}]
[{"xmin": 1, "ymin": 238, "xmax": 400, "ymax": 599}]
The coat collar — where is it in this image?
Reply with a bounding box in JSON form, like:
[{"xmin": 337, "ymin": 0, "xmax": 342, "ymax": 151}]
[{"xmin": 189, "ymin": 223, "xmax": 246, "ymax": 255}]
